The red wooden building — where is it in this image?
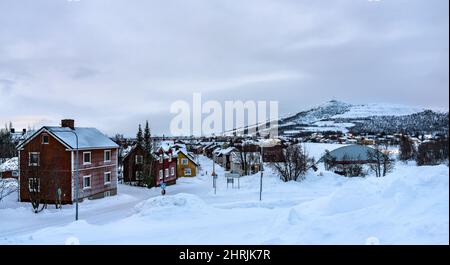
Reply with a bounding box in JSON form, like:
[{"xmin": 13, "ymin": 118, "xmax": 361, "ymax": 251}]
[
  {"xmin": 122, "ymin": 145, "xmax": 177, "ymax": 187},
  {"xmin": 17, "ymin": 119, "xmax": 119, "ymax": 204}
]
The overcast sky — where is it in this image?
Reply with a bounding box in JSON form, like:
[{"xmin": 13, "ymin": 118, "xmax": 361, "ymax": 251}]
[{"xmin": 0, "ymin": 0, "xmax": 448, "ymax": 136}]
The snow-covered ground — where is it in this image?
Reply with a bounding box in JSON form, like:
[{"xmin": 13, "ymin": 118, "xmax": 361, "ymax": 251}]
[{"xmin": 0, "ymin": 153, "xmax": 448, "ymax": 245}]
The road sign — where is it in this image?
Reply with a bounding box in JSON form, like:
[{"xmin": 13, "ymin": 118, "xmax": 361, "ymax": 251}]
[{"xmin": 160, "ymin": 183, "xmax": 166, "ymax": 189}]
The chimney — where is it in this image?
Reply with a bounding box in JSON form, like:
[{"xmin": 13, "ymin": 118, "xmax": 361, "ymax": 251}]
[
  {"xmin": 10, "ymin": 128, "xmax": 15, "ymax": 133},
  {"xmin": 61, "ymin": 119, "xmax": 75, "ymax": 129},
  {"xmin": 22, "ymin": 128, "xmax": 26, "ymax": 135}
]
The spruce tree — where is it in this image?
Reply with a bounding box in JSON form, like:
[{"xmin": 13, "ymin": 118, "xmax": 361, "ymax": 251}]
[
  {"xmin": 136, "ymin": 124, "xmax": 143, "ymax": 147},
  {"xmin": 144, "ymin": 121, "xmax": 152, "ymax": 153},
  {"xmin": 143, "ymin": 121, "xmax": 155, "ymax": 188}
]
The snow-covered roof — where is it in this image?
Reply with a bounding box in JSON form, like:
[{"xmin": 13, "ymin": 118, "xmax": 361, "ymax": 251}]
[
  {"xmin": 0, "ymin": 157, "xmax": 18, "ymax": 172},
  {"xmin": 322, "ymin": 145, "xmax": 381, "ymax": 162},
  {"xmin": 18, "ymin": 126, "xmax": 118, "ymax": 150},
  {"xmin": 46, "ymin": 127, "xmax": 118, "ymax": 149},
  {"xmin": 217, "ymin": 147, "xmax": 236, "ymax": 156}
]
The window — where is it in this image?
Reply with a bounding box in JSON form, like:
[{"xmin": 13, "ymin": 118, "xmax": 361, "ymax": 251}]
[
  {"xmin": 181, "ymin": 158, "xmax": 189, "ymax": 165},
  {"xmin": 83, "ymin": 175, "xmax": 91, "ymax": 189},
  {"xmin": 28, "ymin": 178, "xmax": 40, "ymax": 192},
  {"xmin": 83, "ymin": 152, "xmax": 91, "ymax": 165},
  {"xmin": 42, "ymin": 134, "xmax": 49, "ymax": 144},
  {"xmin": 168, "ymin": 155, "xmax": 172, "ymax": 162},
  {"xmin": 170, "ymin": 167, "xmax": 175, "ymax": 176},
  {"xmin": 159, "ymin": 156, "xmax": 163, "ymax": 164},
  {"xmin": 184, "ymin": 168, "xmax": 192, "ymax": 176},
  {"xmin": 136, "ymin": 171, "xmax": 143, "ymax": 180},
  {"xmin": 159, "ymin": 170, "xmax": 163, "ymax": 180},
  {"xmin": 12, "ymin": 171, "xmax": 19, "ymax": 177},
  {"xmin": 104, "ymin": 150, "xmax": 111, "ymax": 162},
  {"xmin": 29, "ymin": 152, "xmax": 40, "ymax": 166},
  {"xmin": 104, "ymin": 172, "xmax": 111, "ymax": 184},
  {"xmin": 165, "ymin": 168, "xmax": 169, "ymax": 177},
  {"xmin": 135, "ymin": 155, "xmax": 143, "ymax": 164}
]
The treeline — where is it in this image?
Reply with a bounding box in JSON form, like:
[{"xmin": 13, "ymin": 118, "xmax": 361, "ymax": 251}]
[
  {"xmin": 0, "ymin": 123, "xmax": 17, "ymax": 160},
  {"xmin": 399, "ymin": 134, "xmax": 449, "ymax": 166},
  {"xmin": 347, "ymin": 110, "xmax": 449, "ymax": 135}
]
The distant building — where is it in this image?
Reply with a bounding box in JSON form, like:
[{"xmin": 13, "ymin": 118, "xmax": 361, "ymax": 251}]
[{"xmin": 0, "ymin": 157, "xmax": 19, "ymax": 179}]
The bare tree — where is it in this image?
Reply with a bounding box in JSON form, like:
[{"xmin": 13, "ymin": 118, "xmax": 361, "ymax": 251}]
[
  {"xmin": 367, "ymin": 144, "xmax": 394, "ymax": 177},
  {"xmin": 270, "ymin": 144, "xmax": 310, "ymax": 182},
  {"xmin": 399, "ymin": 135, "xmax": 416, "ymax": 162},
  {"xmin": 235, "ymin": 143, "xmax": 260, "ymax": 176}
]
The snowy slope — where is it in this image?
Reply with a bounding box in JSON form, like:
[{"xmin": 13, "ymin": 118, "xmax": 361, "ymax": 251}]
[
  {"xmin": 0, "ymin": 154, "xmax": 448, "ymax": 245},
  {"xmin": 332, "ymin": 103, "xmax": 431, "ymax": 118}
]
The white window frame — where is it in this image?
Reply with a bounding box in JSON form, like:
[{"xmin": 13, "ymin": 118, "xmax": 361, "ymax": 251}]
[
  {"xmin": 170, "ymin": 167, "xmax": 175, "ymax": 176},
  {"xmin": 83, "ymin": 152, "xmax": 92, "ymax": 165},
  {"xmin": 168, "ymin": 155, "xmax": 172, "ymax": 162},
  {"xmin": 165, "ymin": 168, "xmax": 169, "ymax": 178},
  {"xmin": 159, "ymin": 156, "xmax": 163, "ymax": 164},
  {"xmin": 12, "ymin": 171, "xmax": 19, "ymax": 177},
  {"xmin": 104, "ymin": 171, "xmax": 111, "ymax": 184},
  {"xmin": 83, "ymin": 175, "xmax": 91, "ymax": 189},
  {"xmin": 159, "ymin": 169, "xmax": 163, "ymax": 180},
  {"xmin": 28, "ymin": 152, "xmax": 40, "ymax": 166},
  {"xmin": 41, "ymin": 134, "xmax": 49, "ymax": 144},
  {"xmin": 184, "ymin": 168, "xmax": 192, "ymax": 176},
  {"xmin": 181, "ymin": 158, "xmax": 189, "ymax": 165},
  {"xmin": 135, "ymin": 155, "xmax": 143, "ymax": 164},
  {"xmin": 104, "ymin": 150, "xmax": 111, "ymax": 162},
  {"xmin": 28, "ymin": 178, "xmax": 40, "ymax": 192}
]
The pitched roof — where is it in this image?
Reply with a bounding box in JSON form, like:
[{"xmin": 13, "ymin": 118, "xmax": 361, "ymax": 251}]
[
  {"xmin": 0, "ymin": 157, "xmax": 18, "ymax": 172},
  {"xmin": 18, "ymin": 126, "xmax": 118, "ymax": 150}
]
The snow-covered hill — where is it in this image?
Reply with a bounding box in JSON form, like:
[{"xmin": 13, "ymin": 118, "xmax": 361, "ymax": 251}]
[{"xmin": 256, "ymin": 100, "xmax": 449, "ymax": 136}]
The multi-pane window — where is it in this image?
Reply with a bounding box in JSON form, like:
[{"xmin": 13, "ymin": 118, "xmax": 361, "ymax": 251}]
[
  {"xmin": 28, "ymin": 178, "xmax": 40, "ymax": 192},
  {"xmin": 170, "ymin": 167, "xmax": 175, "ymax": 176},
  {"xmin": 136, "ymin": 171, "xmax": 143, "ymax": 180},
  {"xmin": 181, "ymin": 158, "xmax": 189, "ymax": 165},
  {"xmin": 165, "ymin": 168, "xmax": 169, "ymax": 178},
  {"xmin": 42, "ymin": 134, "xmax": 49, "ymax": 144},
  {"xmin": 159, "ymin": 170, "xmax": 163, "ymax": 180},
  {"xmin": 83, "ymin": 152, "xmax": 91, "ymax": 165},
  {"xmin": 83, "ymin": 175, "xmax": 91, "ymax": 189},
  {"xmin": 184, "ymin": 168, "xmax": 192, "ymax": 176},
  {"xmin": 29, "ymin": 152, "xmax": 40, "ymax": 166},
  {"xmin": 104, "ymin": 172, "xmax": 111, "ymax": 184},
  {"xmin": 135, "ymin": 155, "xmax": 143, "ymax": 164},
  {"xmin": 104, "ymin": 150, "xmax": 111, "ymax": 162}
]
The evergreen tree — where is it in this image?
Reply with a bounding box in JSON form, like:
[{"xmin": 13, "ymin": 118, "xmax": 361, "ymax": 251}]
[
  {"xmin": 136, "ymin": 124, "xmax": 143, "ymax": 147},
  {"xmin": 143, "ymin": 121, "xmax": 155, "ymax": 188},
  {"xmin": 144, "ymin": 121, "xmax": 152, "ymax": 153}
]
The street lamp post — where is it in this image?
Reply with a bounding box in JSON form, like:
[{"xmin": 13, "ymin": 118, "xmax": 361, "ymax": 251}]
[
  {"xmin": 51, "ymin": 130, "xmax": 79, "ymax": 221},
  {"xmin": 212, "ymin": 153, "xmax": 217, "ymax": 194},
  {"xmin": 259, "ymin": 146, "xmax": 264, "ymax": 201}
]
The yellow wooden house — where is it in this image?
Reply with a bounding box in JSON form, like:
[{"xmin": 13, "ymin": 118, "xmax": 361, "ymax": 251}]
[{"xmin": 176, "ymin": 150, "xmax": 199, "ymax": 177}]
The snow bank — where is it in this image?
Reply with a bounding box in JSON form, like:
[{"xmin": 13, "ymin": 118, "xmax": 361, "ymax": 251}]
[{"xmin": 134, "ymin": 193, "xmax": 207, "ymax": 215}]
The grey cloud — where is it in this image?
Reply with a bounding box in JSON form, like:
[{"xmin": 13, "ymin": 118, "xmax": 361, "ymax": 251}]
[{"xmin": 0, "ymin": 0, "xmax": 447, "ymax": 136}]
